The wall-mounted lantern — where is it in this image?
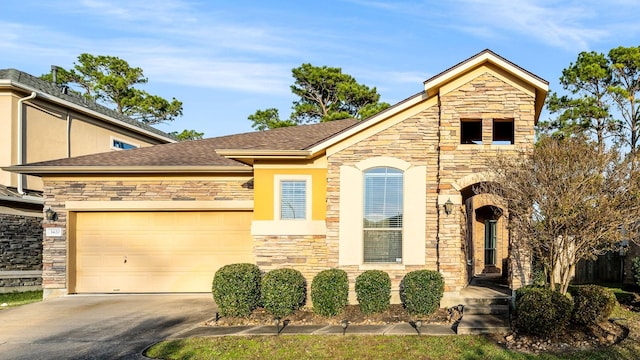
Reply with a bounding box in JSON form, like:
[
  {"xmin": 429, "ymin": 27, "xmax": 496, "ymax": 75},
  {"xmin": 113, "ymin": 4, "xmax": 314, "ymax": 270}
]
[
  {"xmin": 45, "ymin": 207, "xmax": 57, "ymax": 221},
  {"xmin": 443, "ymin": 198, "xmax": 453, "ymax": 216}
]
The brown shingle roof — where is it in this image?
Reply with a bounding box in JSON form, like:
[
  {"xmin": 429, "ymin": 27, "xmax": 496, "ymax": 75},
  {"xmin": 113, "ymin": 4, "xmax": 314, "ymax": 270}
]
[{"xmin": 18, "ymin": 118, "xmax": 360, "ymax": 168}]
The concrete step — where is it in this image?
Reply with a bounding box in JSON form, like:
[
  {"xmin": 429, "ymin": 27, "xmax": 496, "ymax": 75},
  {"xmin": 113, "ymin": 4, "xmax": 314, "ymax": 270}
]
[
  {"xmin": 456, "ymin": 314, "xmax": 511, "ymax": 335},
  {"xmin": 463, "ymin": 304, "xmax": 509, "ymax": 315},
  {"xmin": 442, "ymin": 295, "xmax": 511, "ymax": 307}
]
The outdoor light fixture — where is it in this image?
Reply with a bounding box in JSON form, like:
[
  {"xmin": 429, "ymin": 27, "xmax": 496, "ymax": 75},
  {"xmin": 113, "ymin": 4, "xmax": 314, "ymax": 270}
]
[
  {"xmin": 341, "ymin": 319, "xmax": 349, "ymax": 335},
  {"xmin": 443, "ymin": 198, "xmax": 453, "ymax": 216},
  {"xmin": 45, "ymin": 207, "xmax": 57, "ymax": 221},
  {"xmin": 274, "ymin": 317, "xmax": 281, "ymax": 335},
  {"xmin": 414, "ymin": 320, "xmax": 423, "ymax": 335}
]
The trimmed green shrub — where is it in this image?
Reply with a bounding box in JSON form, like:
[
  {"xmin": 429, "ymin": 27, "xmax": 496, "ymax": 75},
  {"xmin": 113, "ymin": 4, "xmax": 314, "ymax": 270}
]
[
  {"xmin": 569, "ymin": 285, "xmax": 617, "ymax": 325},
  {"xmin": 261, "ymin": 268, "xmax": 306, "ymax": 318},
  {"xmin": 212, "ymin": 263, "xmax": 261, "ymax": 317},
  {"xmin": 633, "ymin": 257, "xmax": 640, "ymax": 287},
  {"xmin": 516, "ymin": 287, "xmax": 573, "ymax": 337},
  {"xmin": 311, "ymin": 269, "xmax": 349, "ymax": 317},
  {"xmin": 400, "ymin": 270, "xmax": 445, "ymax": 316},
  {"xmin": 355, "ymin": 270, "xmax": 391, "ymax": 314},
  {"xmin": 514, "ymin": 284, "xmax": 546, "ymax": 303}
]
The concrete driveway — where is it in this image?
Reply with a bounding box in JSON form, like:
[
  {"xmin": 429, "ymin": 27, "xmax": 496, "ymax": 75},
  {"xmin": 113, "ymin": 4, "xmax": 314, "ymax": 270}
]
[{"xmin": 0, "ymin": 294, "xmax": 215, "ymax": 360}]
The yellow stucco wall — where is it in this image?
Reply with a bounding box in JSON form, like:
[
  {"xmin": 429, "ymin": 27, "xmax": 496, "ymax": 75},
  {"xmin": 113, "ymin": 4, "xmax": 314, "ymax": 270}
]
[{"xmin": 253, "ymin": 164, "xmax": 327, "ymax": 221}]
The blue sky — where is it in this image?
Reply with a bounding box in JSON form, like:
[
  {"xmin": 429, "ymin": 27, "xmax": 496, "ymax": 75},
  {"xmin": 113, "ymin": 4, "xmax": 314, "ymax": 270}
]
[{"xmin": 3, "ymin": 0, "xmax": 639, "ymax": 138}]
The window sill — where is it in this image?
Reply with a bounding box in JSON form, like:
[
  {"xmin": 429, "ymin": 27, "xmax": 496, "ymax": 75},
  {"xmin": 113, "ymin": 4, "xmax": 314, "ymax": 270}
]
[
  {"xmin": 251, "ymin": 220, "xmax": 326, "ymax": 236},
  {"xmin": 359, "ymin": 263, "xmax": 406, "ymax": 271}
]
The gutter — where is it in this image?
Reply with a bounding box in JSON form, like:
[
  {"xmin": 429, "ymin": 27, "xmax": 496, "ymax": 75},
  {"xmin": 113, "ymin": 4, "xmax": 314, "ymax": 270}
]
[
  {"xmin": 17, "ymin": 91, "xmax": 37, "ymax": 195},
  {"xmin": 0, "ymin": 80, "xmax": 176, "ymax": 144},
  {"xmin": 2, "ymin": 165, "xmax": 254, "ymax": 175},
  {"xmin": 0, "ymin": 194, "xmax": 43, "ymax": 205}
]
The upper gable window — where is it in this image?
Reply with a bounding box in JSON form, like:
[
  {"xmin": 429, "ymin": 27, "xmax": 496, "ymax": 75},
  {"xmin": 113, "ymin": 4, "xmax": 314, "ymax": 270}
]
[
  {"xmin": 461, "ymin": 119, "xmax": 482, "ymax": 144},
  {"xmin": 112, "ymin": 138, "xmax": 139, "ymax": 150},
  {"xmin": 493, "ymin": 119, "xmax": 514, "ymax": 145}
]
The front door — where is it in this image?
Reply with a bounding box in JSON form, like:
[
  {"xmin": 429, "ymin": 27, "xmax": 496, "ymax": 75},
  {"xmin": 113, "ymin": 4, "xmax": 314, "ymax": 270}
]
[{"xmin": 484, "ymin": 219, "xmax": 497, "ymax": 266}]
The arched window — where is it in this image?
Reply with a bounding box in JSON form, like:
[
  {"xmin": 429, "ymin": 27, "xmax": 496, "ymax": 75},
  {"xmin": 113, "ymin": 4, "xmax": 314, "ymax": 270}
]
[{"xmin": 363, "ymin": 167, "xmax": 403, "ymax": 263}]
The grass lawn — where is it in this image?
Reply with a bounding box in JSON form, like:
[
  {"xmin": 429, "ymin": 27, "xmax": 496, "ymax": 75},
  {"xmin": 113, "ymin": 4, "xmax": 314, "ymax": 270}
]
[
  {"xmin": 146, "ymin": 285, "xmax": 640, "ymax": 360},
  {"xmin": 145, "ymin": 331, "xmax": 636, "ymax": 360},
  {"xmin": 0, "ymin": 290, "xmax": 43, "ymax": 309}
]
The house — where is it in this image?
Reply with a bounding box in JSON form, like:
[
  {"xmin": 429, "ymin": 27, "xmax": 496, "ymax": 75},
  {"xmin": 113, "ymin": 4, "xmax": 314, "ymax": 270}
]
[
  {"xmin": 0, "ymin": 68, "xmax": 176, "ymax": 292},
  {"xmin": 5, "ymin": 50, "xmax": 549, "ymax": 301}
]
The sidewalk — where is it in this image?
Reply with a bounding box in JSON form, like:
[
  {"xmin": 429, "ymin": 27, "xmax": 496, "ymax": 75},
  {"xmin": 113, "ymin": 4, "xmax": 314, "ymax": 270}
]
[{"xmin": 173, "ymin": 323, "xmax": 456, "ymax": 339}]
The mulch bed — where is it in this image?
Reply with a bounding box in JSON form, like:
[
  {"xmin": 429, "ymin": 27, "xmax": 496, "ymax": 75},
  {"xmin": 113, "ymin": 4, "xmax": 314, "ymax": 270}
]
[{"xmin": 206, "ymin": 301, "xmax": 637, "ymax": 355}]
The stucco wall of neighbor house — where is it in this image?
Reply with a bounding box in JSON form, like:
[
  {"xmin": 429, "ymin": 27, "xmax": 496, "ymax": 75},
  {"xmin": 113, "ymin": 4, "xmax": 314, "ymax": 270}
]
[
  {"xmin": 1, "ymin": 90, "xmax": 169, "ymax": 192},
  {"xmin": 0, "ymin": 94, "xmax": 15, "ymax": 187},
  {"xmin": 0, "ymin": 212, "xmax": 43, "ymax": 290},
  {"xmin": 40, "ymin": 176, "xmax": 254, "ymax": 297}
]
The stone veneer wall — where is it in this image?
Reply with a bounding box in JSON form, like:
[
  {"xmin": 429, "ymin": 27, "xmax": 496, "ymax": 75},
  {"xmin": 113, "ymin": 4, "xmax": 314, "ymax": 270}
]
[
  {"xmin": 326, "ymin": 106, "xmax": 442, "ymax": 296},
  {"xmin": 41, "ymin": 177, "xmax": 254, "ymax": 293},
  {"xmin": 438, "ymin": 72, "xmax": 536, "ymax": 290},
  {"xmin": 326, "ymin": 71, "xmax": 537, "ymax": 295},
  {"xmin": 0, "ymin": 213, "xmax": 43, "ymax": 289}
]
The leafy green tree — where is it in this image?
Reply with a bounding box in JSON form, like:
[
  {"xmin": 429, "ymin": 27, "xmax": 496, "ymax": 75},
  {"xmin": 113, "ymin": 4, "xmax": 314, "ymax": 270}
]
[
  {"xmin": 169, "ymin": 129, "xmax": 204, "ymax": 141},
  {"xmin": 541, "ymin": 51, "xmax": 615, "ymax": 152},
  {"xmin": 542, "ymin": 47, "xmax": 640, "ymax": 156},
  {"xmin": 42, "ymin": 54, "xmax": 200, "ymax": 140},
  {"xmin": 249, "ymin": 63, "xmax": 389, "ymax": 130},
  {"xmin": 608, "ymin": 46, "xmax": 640, "ymax": 156},
  {"xmin": 248, "ymin": 108, "xmax": 296, "ymax": 131},
  {"xmin": 478, "ymin": 135, "xmax": 639, "ymax": 295}
]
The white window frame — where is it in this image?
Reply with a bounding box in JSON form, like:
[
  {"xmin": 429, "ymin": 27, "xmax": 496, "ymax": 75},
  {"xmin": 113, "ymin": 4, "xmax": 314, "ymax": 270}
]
[
  {"xmin": 110, "ymin": 136, "xmax": 140, "ymax": 151},
  {"xmin": 274, "ymin": 175, "xmax": 312, "ymax": 221},
  {"xmin": 339, "ymin": 157, "xmax": 426, "ymax": 268},
  {"xmin": 363, "ymin": 167, "xmax": 404, "ymax": 264}
]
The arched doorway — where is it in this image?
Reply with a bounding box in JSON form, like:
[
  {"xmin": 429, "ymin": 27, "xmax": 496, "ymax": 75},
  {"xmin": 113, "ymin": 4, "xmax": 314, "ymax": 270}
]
[{"xmin": 461, "ymin": 188, "xmax": 509, "ymax": 281}]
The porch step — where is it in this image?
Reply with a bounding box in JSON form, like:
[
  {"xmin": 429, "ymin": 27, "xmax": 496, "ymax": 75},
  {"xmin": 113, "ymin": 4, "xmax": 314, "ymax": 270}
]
[
  {"xmin": 457, "ymin": 314, "xmax": 511, "ymax": 335},
  {"xmin": 442, "ymin": 294, "xmax": 510, "ymax": 307},
  {"xmin": 463, "ymin": 304, "xmax": 509, "ymax": 315}
]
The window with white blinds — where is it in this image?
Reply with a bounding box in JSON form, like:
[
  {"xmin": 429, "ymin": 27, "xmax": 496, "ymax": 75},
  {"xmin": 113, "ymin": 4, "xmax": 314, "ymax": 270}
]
[
  {"xmin": 280, "ymin": 180, "xmax": 307, "ymax": 220},
  {"xmin": 363, "ymin": 167, "xmax": 403, "ymax": 263}
]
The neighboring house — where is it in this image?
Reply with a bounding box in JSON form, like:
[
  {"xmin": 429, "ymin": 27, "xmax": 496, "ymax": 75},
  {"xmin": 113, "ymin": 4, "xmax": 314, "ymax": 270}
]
[
  {"xmin": 0, "ymin": 68, "xmax": 175, "ymax": 292},
  {"xmin": 5, "ymin": 50, "xmax": 550, "ymax": 301}
]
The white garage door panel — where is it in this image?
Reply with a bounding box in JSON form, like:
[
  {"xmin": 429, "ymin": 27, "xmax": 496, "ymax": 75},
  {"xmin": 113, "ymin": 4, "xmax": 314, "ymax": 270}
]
[{"xmin": 74, "ymin": 211, "xmax": 253, "ymax": 293}]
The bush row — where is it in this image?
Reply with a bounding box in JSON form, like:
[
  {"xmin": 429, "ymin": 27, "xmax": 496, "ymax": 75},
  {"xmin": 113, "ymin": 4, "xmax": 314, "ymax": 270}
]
[
  {"xmin": 212, "ymin": 265, "xmax": 445, "ymax": 318},
  {"xmin": 515, "ymin": 284, "xmax": 617, "ymax": 337}
]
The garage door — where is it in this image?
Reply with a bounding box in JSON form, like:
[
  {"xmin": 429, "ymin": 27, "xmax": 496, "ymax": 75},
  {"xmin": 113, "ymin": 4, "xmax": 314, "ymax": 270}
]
[{"xmin": 72, "ymin": 211, "xmax": 253, "ymax": 293}]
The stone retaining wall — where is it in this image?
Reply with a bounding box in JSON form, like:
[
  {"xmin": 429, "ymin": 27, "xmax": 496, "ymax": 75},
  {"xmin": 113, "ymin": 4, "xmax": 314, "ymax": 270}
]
[{"xmin": 0, "ymin": 213, "xmax": 43, "ymax": 290}]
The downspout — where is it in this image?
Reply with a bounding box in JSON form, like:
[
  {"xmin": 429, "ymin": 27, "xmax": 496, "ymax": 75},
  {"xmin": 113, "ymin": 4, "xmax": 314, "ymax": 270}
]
[
  {"xmin": 435, "ymin": 94, "xmax": 442, "ymax": 273},
  {"xmin": 66, "ymin": 113, "xmax": 71, "ymax": 158},
  {"xmin": 17, "ymin": 91, "xmax": 37, "ymax": 195}
]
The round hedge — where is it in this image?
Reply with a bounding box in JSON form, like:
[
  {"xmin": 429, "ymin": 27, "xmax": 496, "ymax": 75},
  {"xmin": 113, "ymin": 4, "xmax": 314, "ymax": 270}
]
[
  {"xmin": 261, "ymin": 268, "xmax": 306, "ymax": 318},
  {"xmin": 355, "ymin": 270, "xmax": 391, "ymax": 314},
  {"xmin": 311, "ymin": 269, "xmax": 349, "ymax": 317},
  {"xmin": 569, "ymin": 285, "xmax": 617, "ymax": 325},
  {"xmin": 400, "ymin": 270, "xmax": 444, "ymax": 316},
  {"xmin": 212, "ymin": 263, "xmax": 262, "ymax": 317},
  {"xmin": 516, "ymin": 287, "xmax": 573, "ymax": 337}
]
